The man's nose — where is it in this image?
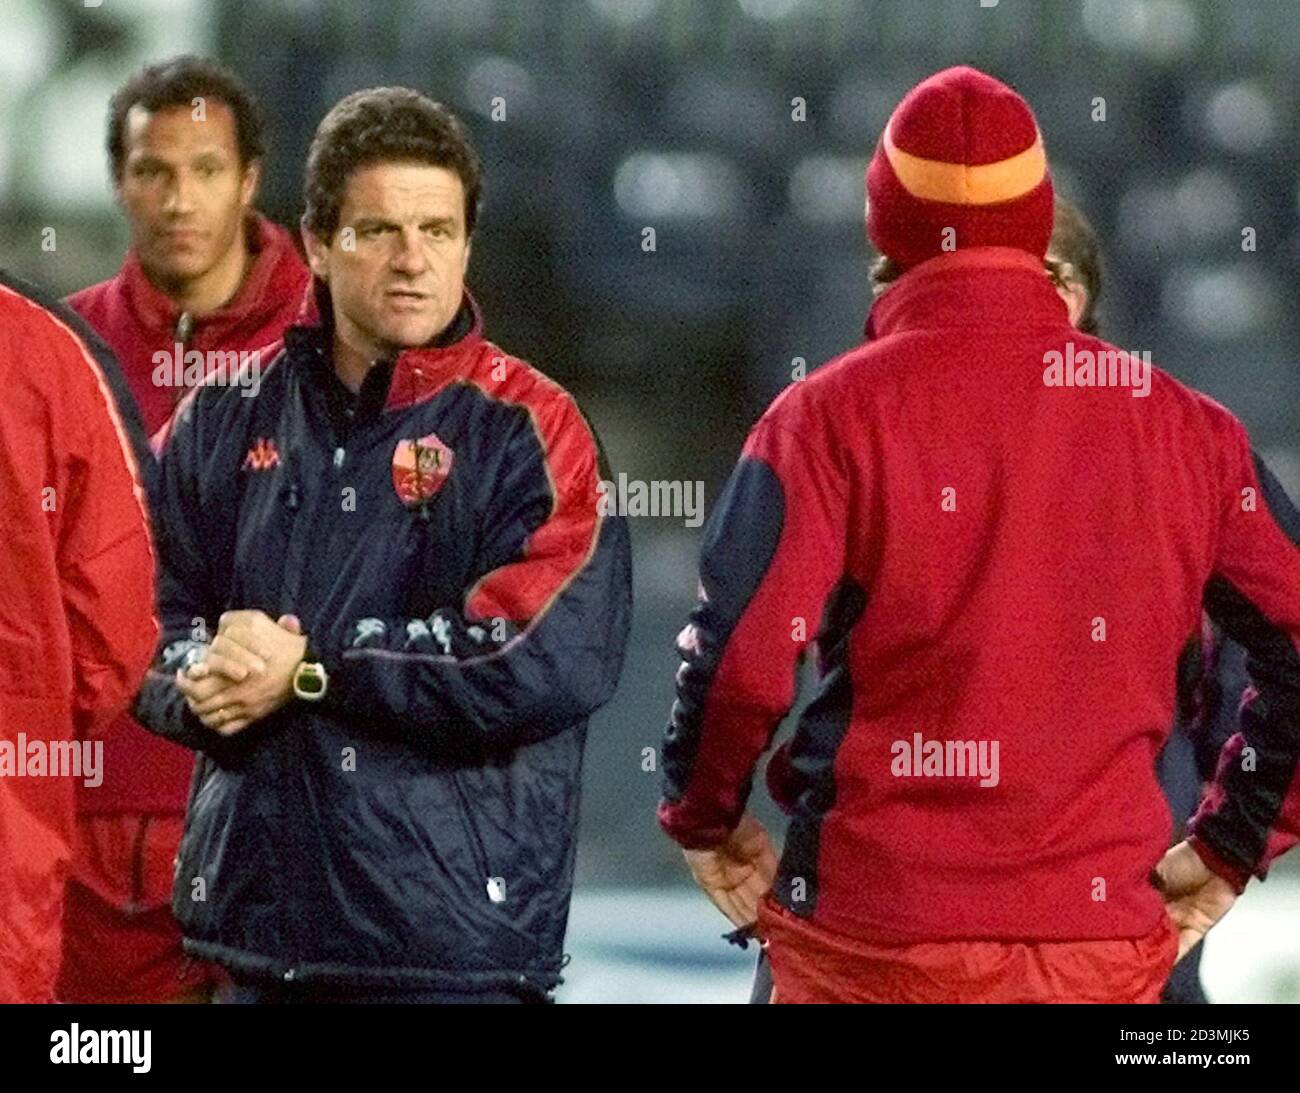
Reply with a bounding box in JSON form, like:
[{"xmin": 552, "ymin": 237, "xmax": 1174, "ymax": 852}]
[
  {"xmin": 390, "ymin": 228, "xmax": 429, "ymax": 275},
  {"xmin": 162, "ymin": 171, "xmax": 198, "ymax": 215}
]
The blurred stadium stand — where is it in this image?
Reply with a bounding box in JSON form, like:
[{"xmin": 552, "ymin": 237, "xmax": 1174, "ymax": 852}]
[{"xmin": 2, "ymin": 0, "xmax": 1297, "ymax": 1001}]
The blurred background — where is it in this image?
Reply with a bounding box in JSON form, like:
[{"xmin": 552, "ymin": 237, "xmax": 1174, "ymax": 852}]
[{"xmin": 2, "ymin": 0, "xmax": 1296, "ymax": 1002}]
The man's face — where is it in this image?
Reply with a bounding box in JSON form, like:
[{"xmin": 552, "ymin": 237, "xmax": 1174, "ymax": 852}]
[
  {"xmin": 303, "ymin": 162, "xmax": 471, "ymax": 359},
  {"xmin": 117, "ymin": 102, "xmax": 257, "ymax": 289}
]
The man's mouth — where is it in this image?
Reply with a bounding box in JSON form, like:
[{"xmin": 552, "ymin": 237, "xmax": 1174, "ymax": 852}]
[
  {"xmin": 161, "ymin": 229, "xmax": 206, "ymax": 245},
  {"xmin": 385, "ymin": 289, "xmax": 431, "ymax": 309}
]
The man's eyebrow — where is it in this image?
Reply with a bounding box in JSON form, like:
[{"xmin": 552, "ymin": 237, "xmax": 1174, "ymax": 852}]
[
  {"xmin": 349, "ymin": 216, "xmax": 457, "ymax": 230},
  {"xmin": 129, "ymin": 147, "xmax": 231, "ymax": 166}
]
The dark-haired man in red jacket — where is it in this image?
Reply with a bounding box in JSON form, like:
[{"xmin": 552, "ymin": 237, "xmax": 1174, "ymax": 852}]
[
  {"xmin": 659, "ymin": 66, "xmax": 1300, "ymax": 1004},
  {"xmin": 60, "ymin": 55, "xmax": 310, "ymax": 1004}
]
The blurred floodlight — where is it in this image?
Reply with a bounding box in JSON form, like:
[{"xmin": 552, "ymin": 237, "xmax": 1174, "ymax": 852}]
[
  {"xmin": 789, "ymin": 156, "xmax": 863, "ymax": 223},
  {"xmin": 1172, "ymin": 169, "xmax": 1242, "ymax": 243},
  {"xmin": 0, "ymin": 0, "xmax": 60, "ymax": 98},
  {"xmin": 614, "ymin": 153, "xmax": 747, "ymax": 220},
  {"xmin": 27, "ymin": 65, "xmax": 120, "ymax": 210},
  {"xmin": 1163, "ymin": 265, "xmax": 1276, "ymax": 338},
  {"xmin": 1081, "ymin": 0, "xmax": 1197, "ymax": 58},
  {"xmin": 465, "ymin": 55, "xmax": 536, "ymax": 119},
  {"xmin": 1205, "ymin": 82, "xmax": 1276, "ymax": 154},
  {"xmin": 589, "ymin": 0, "xmax": 659, "ymax": 24},
  {"xmin": 0, "ymin": 0, "xmax": 60, "ymax": 201}
]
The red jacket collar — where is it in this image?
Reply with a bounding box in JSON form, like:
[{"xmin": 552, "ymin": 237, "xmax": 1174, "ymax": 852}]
[
  {"xmin": 869, "ymin": 247, "xmax": 1069, "ymax": 338},
  {"xmin": 121, "ymin": 212, "xmax": 308, "ymax": 337},
  {"xmin": 385, "ymin": 292, "xmax": 485, "ymax": 411},
  {"xmin": 288, "ymin": 282, "xmax": 486, "ymax": 413}
]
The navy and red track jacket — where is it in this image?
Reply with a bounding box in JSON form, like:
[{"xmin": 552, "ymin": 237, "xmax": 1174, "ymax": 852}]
[
  {"xmin": 67, "ymin": 214, "xmax": 310, "ymax": 815},
  {"xmin": 659, "ymin": 247, "xmax": 1300, "ymax": 945},
  {"xmin": 0, "ymin": 271, "xmax": 157, "ymax": 1002},
  {"xmin": 133, "ymin": 287, "xmax": 631, "ymax": 992}
]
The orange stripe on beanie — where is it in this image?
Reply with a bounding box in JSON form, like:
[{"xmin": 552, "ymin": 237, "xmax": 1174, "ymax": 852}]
[{"xmin": 866, "ymin": 66, "xmax": 1053, "ymax": 269}]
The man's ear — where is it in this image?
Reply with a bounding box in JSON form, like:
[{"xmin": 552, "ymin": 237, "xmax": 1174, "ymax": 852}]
[
  {"xmin": 301, "ymin": 219, "xmax": 329, "ymax": 281},
  {"xmin": 239, "ymin": 159, "xmax": 262, "ymax": 209},
  {"xmin": 1057, "ymin": 282, "xmax": 1089, "ymax": 329}
]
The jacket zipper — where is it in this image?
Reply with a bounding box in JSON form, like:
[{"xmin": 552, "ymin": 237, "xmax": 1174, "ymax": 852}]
[
  {"xmin": 275, "ymin": 360, "xmax": 353, "ymax": 984},
  {"xmin": 277, "ymin": 445, "xmax": 318, "ymax": 986},
  {"xmin": 172, "ymin": 311, "xmax": 194, "ymax": 408}
]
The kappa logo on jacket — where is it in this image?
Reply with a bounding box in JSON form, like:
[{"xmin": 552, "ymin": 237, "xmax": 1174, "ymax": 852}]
[
  {"xmin": 242, "ymin": 437, "xmax": 280, "ymax": 472},
  {"xmin": 392, "ymin": 432, "xmax": 454, "ymax": 507}
]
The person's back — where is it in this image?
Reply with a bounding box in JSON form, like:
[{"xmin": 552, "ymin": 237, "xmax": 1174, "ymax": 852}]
[
  {"xmin": 658, "ymin": 66, "xmax": 1300, "ymax": 1004},
  {"xmin": 767, "ymin": 246, "xmax": 1249, "ymax": 943},
  {"xmin": 0, "ymin": 271, "xmax": 157, "ymax": 1003}
]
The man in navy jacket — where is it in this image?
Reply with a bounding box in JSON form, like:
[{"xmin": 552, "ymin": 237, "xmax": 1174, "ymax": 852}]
[{"xmin": 135, "ymin": 87, "xmax": 631, "ymax": 1003}]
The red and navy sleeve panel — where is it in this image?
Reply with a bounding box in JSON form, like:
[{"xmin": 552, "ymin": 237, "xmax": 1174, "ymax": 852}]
[
  {"xmin": 658, "ymin": 419, "xmax": 847, "ymax": 849},
  {"xmin": 1190, "ymin": 432, "xmax": 1300, "ymax": 891},
  {"xmin": 0, "ymin": 274, "xmax": 158, "ymax": 737},
  {"xmin": 322, "ymin": 376, "xmax": 632, "ymax": 754}
]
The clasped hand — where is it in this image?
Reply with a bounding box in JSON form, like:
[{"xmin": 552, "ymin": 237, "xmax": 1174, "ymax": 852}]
[{"xmin": 175, "ymin": 611, "xmax": 308, "ymax": 736}]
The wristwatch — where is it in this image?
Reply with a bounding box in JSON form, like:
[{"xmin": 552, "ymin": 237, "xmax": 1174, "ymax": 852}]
[{"xmin": 292, "ymin": 647, "xmax": 329, "ymax": 702}]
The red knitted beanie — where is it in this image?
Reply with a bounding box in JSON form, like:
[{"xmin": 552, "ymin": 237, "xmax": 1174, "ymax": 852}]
[{"xmin": 865, "ymin": 66, "xmax": 1053, "ymax": 269}]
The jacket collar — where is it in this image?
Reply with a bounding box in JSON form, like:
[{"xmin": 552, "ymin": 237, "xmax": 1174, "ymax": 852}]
[
  {"xmin": 868, "ymin": 247, "xmax": 1069, "ymax": 338},
  {"xmin": 284, "ymin": 281, "xmax": 485, "ymax": 415},
  {"xmin": 120, "ymin": 212, "xmax": 304, "ymax": 338}
]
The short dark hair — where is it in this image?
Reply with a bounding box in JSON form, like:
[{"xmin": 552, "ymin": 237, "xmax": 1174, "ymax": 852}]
[
  {"xmin": 302, "ymin": 87, "xmax": 483, "ymax": 242},
  {"xmin": 1046, "ymin": 195, "xmax": 1104, "ymax": 335},
  {"xmin": 108, "ymin": 55, "xmax": 265, "ymax": 182}
]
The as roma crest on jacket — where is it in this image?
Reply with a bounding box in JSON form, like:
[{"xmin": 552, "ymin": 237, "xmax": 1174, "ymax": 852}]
[{"xmin": 392, "ymin": 432, "xmax": 454, "ymax": 507}]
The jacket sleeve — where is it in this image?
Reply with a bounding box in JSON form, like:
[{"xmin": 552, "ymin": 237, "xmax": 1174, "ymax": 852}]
[
  {"xmin": 1188, "ymin": 425, "xmax": 1300, "ymax": 891},
  {"xmin": 658, "ymin": 418, "xmax": 847, "ymax": 848},
  {"xmin": 45, "ymin": 307, "xmax": 158, "ymax": 738},
  {"xmin": 130, "ymin": 387, "xmax": 238, "ymax": 753},
  {"xmin": 1193, "ymin": 626, "xmax": 1250, "ymax": 781},
  {"xmin": 318, "ymin": 398, "xmax": 632, "ymax": 754}
]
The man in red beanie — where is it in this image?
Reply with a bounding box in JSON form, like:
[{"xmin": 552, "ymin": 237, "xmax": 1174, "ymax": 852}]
[
  {"xmin": 658, "ymin": 66, "xmax": 1300, "ymax": 1003},
  {"xmin": 59, "ymin": 56, "xmax": 310, "ymax": 1004}
]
